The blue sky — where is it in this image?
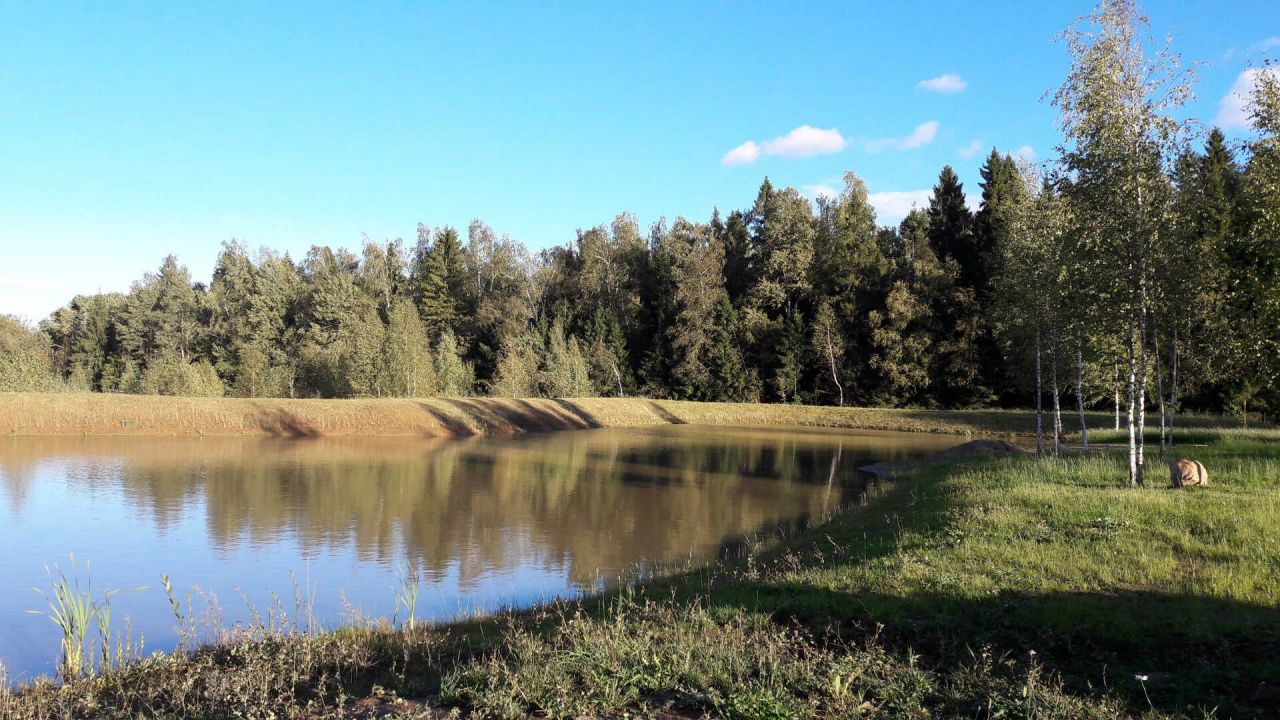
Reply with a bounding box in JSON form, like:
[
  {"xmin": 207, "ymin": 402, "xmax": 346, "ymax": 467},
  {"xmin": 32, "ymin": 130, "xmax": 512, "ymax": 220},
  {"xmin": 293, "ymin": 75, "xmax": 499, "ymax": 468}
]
[{"xmin": 1, "ymin": 1, "xmax": 1276, "ymax": 322}]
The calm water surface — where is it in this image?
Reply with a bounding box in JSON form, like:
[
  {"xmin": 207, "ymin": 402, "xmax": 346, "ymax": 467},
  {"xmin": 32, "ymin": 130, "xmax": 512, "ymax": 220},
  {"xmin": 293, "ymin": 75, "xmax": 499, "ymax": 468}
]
[{"xmin": 0, "ymin": 425, "xmax": 958, "ymax": 682}]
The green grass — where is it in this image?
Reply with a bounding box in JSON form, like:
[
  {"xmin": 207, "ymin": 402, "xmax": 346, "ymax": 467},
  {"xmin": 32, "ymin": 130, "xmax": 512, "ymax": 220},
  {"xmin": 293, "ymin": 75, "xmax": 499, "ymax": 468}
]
[
  {"xmin": 657, "ymin": 427, "xmax": 1280, "ymax": 717},
  {"xmin": 6, "ymin": 426, "xmax": 1277, "ymax": 718}
]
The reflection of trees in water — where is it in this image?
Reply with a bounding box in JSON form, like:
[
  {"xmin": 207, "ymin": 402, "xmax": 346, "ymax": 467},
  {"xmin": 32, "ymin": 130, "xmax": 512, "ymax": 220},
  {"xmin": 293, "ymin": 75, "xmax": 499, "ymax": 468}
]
[
  {"xmin": 0, "ymin": 457, "xmax": 36, "ymax": 513},
  {"xmin": 0, "ymin": 429, "xmax": 954, "ymax": 586}
]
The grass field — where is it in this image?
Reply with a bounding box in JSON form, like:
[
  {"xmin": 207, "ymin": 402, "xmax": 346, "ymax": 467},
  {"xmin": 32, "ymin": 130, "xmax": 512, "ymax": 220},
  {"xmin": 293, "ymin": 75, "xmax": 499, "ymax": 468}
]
[{"xmin": 3, "ymin": 405, "xmax": 1276, "ymax": 718}]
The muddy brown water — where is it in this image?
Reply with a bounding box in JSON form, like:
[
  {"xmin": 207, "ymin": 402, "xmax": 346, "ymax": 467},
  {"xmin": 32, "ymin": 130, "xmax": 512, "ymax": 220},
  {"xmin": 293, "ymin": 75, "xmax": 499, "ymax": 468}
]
[{"xmin": 0, "ymin": 425, "xmax": 960, "ymax": 684}]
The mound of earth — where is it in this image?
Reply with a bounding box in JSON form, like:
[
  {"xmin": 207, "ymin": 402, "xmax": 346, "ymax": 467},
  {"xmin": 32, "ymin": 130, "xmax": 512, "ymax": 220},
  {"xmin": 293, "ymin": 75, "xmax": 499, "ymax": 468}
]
[
  {"xmin": 924, "ymin": 439, "xmax": 1030, "ymax": 462},
  {"xmin": 858, "ymin": 438, "xmax": 1029, "ymax": 478}
]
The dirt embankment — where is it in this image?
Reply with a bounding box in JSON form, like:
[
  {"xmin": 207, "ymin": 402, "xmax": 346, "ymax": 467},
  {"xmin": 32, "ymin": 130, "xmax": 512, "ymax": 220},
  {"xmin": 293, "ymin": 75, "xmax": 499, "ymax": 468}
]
[{"xmin": 0, "ymin": 393, "xmax": 1049, "ymax": 438}]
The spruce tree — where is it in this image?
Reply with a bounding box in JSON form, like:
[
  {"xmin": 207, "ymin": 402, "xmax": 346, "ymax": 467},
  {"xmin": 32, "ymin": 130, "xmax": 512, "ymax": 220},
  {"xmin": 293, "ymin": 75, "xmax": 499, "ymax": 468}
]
[
  {"xmin": 972, "ymin": 150, "xmax": 1025, "ymax": 400},
  {"xmin": 412, "ymin": 224, "xmax": 465, "ymax": 335},
  {"xmin": 926, "ymin": 166, "xmax": 978, "ymax": 290}
]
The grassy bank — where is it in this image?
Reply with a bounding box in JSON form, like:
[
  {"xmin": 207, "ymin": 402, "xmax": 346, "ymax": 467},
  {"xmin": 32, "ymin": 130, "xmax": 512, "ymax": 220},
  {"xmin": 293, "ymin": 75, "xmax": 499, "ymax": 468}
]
[
  {"xmin": 1, "ymin": 391, "xmax": 1097, "ymax": 437},
  {"xmin": 6, "ymin": 425, "xmax": 1276, "ymax": 718},
  {"xmin": 0, "ymin": 391, "xmax": 1248, "ymax": 438}
]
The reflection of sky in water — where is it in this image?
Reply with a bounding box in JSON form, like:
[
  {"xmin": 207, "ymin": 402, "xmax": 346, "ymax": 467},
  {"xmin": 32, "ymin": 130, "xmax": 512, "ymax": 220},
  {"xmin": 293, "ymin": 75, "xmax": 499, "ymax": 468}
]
[{"xmin": 0, "ymin": 426, "xmax": 957, "ymax": 685}]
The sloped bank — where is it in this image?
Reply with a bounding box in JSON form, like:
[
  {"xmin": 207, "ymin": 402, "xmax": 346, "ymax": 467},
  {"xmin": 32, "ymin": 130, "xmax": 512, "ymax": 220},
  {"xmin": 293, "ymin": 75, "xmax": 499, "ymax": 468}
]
[{"xmin": 0, "ymin": 392, "xmax": 1060, "ymax": 437}]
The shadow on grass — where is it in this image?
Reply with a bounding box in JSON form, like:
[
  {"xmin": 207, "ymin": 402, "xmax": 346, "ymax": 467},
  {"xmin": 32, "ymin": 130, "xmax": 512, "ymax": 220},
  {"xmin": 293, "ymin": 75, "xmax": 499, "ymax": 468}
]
[
  {"xmin": 645, "ymin": 457, "xmax": 1280, "ymax": 717},
  {"xmin": 409, "ymin": 398, "xmax": 609, "ymax": 437},
  {"xmin": 254, "ymin": 408, "xmax": 322, "ymax": 437},
  {"xmin": 693, "ymin": 582, "xmax": 1279, "ymax": 715},
  {"xmin": 646, "ymin": 400, "xmax": 687, "ymax": 425}
]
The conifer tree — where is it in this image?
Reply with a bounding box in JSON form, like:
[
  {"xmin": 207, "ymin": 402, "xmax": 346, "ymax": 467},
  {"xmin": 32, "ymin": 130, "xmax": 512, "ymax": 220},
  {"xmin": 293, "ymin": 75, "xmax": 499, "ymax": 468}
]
[
  {"xmin": 412, "ymin": 224, "xmax": 465, "ymax": 334},
  {"xmin": 926, "ymin": 166, "xmax": 979, "ymax": 290}
]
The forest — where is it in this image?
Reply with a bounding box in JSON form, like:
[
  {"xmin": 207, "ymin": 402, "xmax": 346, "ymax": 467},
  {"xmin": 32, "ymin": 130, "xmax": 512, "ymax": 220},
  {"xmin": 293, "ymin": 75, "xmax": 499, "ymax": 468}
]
[{"xmin": 2, "ymin": 5, "xmax": 1277, "ymax": 473}]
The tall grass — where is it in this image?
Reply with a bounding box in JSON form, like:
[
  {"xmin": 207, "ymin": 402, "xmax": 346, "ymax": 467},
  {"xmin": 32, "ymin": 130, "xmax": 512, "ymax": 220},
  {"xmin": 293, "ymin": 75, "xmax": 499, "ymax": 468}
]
[
  {"xmin": 27, "ymin": 557, "xmax": 140, "ymax": 681},
  {"xmin": 393, "ymin": 564, "xmax": 421, "ymax": 632}
]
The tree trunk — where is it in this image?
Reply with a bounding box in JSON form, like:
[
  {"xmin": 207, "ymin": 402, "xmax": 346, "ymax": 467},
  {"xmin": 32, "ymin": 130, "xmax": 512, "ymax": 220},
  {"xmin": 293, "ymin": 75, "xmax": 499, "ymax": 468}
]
[
  {"xmin": 1153, "ymin": 327, "xmax": 1166, "ymax": 460},
  {"xmin": 1136, "ymin": 305, "xmax": 1149, "ymax": 488},
  {"xmin": 1076, "ymin": 333, "xmax": 1089, "ymax": 451},
  {"xmin": 1051, "ymin": 339, "xmax": 1063, "ymax": 457},
  {"xmin": 1126, "ymin": 312, "xmax": 1139, "ymax": 487},
  {"xmin": 1169, "ymin": 326, "xmax": 1178, "ymax": 450},
  {"xmin": 827, "ymin": 334, "xmax": 844, "ymax": 407},
  {"xmin": 1036, "ymin": 327, "xmax": 1044, "ymax": 458},
  {"xmin": 1114, "ymin": 363, "xmax": 1121, "ymax": 431}
]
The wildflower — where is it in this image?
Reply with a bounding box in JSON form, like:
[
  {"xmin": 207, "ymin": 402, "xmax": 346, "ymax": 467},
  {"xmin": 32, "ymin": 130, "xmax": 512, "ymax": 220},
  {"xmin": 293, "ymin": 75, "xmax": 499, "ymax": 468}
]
[{"xmin": 1134, "ymin": 674, "xmax": 1149, "ymax": 682}]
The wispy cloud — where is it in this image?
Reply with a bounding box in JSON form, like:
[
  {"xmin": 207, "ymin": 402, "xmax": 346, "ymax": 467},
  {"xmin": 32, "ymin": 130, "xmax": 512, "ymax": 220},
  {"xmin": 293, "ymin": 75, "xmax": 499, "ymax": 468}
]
[
  {"xmin": 721, "ymin": 141, "xmax": 761, "ymax": 167},
  {"xmin": 918, "ymin": 73, "xmax": 967, "ymax": 93},
  {"xmin": 1251, "ymin": 36, "xmax": 1280, "ymax": 54},
  {"xmin": 865, "ymin": 121, "xmax": 939, "ymax": 153},
  {"xmin": 958, "ymin": 139, "xmax": 984, "ymax": 159},
  {"xmin": 1015, "ymin": 145, "xmax": 1037, "ymax": 162},
  {"xmin": 721, "ymin": 125, "xmax": 847, "ymax": 166},
  {"xmin": 1216, "ymin": 67, "xmax": 1280, "ymax": 129},
  {"xmin": 868, "ymin": 189, "xmax": 930, "ymax": 224},
  {"xmin": 801, "ymin": 184, "xmax": 841, "ymax": 202}
]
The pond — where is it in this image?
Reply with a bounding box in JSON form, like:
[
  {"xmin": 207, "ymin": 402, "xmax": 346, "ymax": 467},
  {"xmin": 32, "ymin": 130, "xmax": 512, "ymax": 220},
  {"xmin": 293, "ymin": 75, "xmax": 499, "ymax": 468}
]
[{"xmin": 0, "ymin": 425, "xmax": 959, "ymax": 683}]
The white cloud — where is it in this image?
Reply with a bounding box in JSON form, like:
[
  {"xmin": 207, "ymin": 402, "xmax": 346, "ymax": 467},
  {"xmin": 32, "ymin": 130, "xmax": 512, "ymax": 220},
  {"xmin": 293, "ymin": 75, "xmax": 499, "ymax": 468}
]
[
  {"xmin": 721, "ymin": 125, "xmax": 847, "ymax": 166},
  {"xmin": 721, "ymin": 140, "xmax": 761, "ymax": 167},
  {"xmin": 958, "ymin": 139, "xmax": 984, "ymax": 159},
  {"xmin": 868, "ymin": 189, "xmax": 931, "ymax": 225},
  {"xmin": 900, "ymin": 121, "xmax": 939, "ymax": 149},
  {"xmin": 1215, "ymin": 67, "xmax": 1280, "ymax": 129},
  {"xmin": 1252, "ymin": 36, "xmax": 1280, "ymax": 54},
  {"xmin": 801, "ymin": 184, "xmax": 841, "ymax": 202},
  {"xmin": 865, "ymin": 121, "xmax": 940, "ymax": 153},
  {"xmin": 761, "ymin": 125, "xmax": 848, "ymax": 158},
  {"xmin": 1015, "ymin": 145, "xmax": 1037, "ymax": 162},
  {"xmin": 918, "ymin": 73, "xmax": 967, "ymax": 93}
]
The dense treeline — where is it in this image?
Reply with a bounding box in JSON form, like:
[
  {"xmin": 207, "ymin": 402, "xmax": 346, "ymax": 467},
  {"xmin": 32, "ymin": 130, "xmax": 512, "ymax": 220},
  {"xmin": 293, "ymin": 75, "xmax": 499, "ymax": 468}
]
[{"xmin": 7, "ymin": 3, "xmax": 1278, "ymax": 444}]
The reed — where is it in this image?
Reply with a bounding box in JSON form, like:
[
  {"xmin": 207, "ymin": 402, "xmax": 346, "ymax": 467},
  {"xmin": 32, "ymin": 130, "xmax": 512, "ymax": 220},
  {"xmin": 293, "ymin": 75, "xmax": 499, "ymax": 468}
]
[
  {"xmin": 393, "ymin": 564, "xmax": 422, "ymax": 632},
  {"xmin": 28, "ymin": 557, "xmax": 123, "ymax": 681}
]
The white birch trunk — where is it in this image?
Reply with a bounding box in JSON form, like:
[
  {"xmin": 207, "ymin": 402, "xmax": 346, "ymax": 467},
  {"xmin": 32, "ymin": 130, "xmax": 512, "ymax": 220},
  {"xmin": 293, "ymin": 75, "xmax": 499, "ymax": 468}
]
[
  {"xmin": 1169, "ymin": 326, "xmax": 1178, "ymax": 450},
  {"xmin": 1076, "ymin": 333, "xmax": 1089, "ymax": 451},
  {"xmin": 1051, "ymin": 340, "xmax": 1063, "ymax": 457},
  {"xmin": 1126, "ymin": 312, "xmax": 1139, "ymax": 488},
  {"xmin": 1114, "ymin": 363, "xmax": 1121, "ymax": 431},
  {"xmin": 1153, "ymin": 326, "xmax": 1166, "ymax": 459},
  {"xmin": 1036, "ymin": 327, "xmax": 1044, "ymax": 458},
  {"xmin": 1136, "ymin": 304, "xmax": 1149, "ymax": 488}
]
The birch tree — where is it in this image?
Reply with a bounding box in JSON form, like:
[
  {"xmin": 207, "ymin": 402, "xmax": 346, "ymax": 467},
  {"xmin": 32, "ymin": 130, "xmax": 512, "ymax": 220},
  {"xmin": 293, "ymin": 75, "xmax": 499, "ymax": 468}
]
[{"xmin": 1052, "ymin": 0, "xmax": 1192, "ymax": 486}]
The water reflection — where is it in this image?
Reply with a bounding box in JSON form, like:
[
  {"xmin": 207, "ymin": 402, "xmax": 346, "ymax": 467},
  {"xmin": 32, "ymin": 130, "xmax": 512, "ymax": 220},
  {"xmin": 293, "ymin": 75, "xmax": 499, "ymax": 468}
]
[{"xmin": 0, "ymin": 425, "xmax": 957, "ymax": 682}]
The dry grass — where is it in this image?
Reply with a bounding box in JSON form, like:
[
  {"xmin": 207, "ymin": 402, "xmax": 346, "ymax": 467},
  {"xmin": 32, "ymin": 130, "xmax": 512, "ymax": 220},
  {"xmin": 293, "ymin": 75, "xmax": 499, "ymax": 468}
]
[{"xmin": 0, "ymin": 392, "xmax": 1207, "ymax": 438}]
